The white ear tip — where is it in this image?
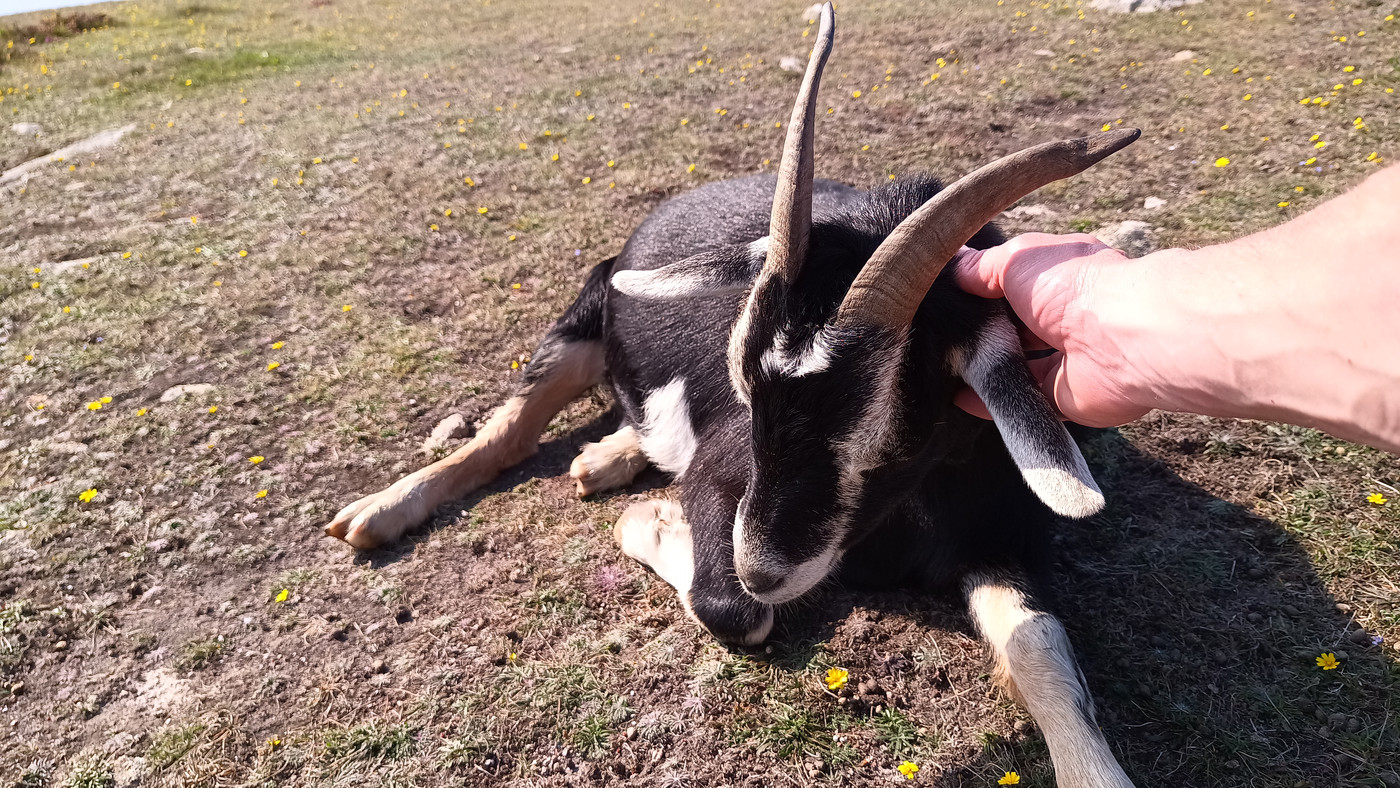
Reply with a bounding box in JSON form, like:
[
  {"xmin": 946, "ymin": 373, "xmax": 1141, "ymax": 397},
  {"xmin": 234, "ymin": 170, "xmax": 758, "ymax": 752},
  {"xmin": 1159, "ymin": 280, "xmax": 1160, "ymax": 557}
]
[{"xmin": 1021, "ymin": 468, "xmax": 1105, "ymax": 519}]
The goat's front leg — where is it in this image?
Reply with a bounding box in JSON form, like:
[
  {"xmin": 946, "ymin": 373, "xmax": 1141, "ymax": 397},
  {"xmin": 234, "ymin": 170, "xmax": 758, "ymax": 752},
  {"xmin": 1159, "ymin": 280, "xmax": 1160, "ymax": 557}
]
[
  {"xmin": 614, "ymin": 498, "xmax": 773, "ymax": 646},
  {"xmin": 963, "ymin": 572, "xmax": 1136, "ymax": 788},
  {"xmin": 570, "ymin": 425, "xmax": 649, "ymax": 497},
  {"xmin": 325, "ymin": 338, "xmax": 604, "ymax": 550}
]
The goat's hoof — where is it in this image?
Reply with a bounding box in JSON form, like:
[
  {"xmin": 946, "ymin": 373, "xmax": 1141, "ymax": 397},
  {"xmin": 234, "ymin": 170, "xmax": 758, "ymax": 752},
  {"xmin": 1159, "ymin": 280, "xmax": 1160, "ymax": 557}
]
[
  {"xmin": 569, "ymin": 439, "xmax": 645, "ymax": 497},
  {"xmin": 324, "ymin": 480, "xmax": 429, "ymax": 550}
]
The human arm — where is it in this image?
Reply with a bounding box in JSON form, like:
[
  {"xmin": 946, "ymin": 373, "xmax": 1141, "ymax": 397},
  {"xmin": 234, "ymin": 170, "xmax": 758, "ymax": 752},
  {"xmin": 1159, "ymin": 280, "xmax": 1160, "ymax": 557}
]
[{"xmin": 953, "ymin": 164, "xmax": 1400, "ymax": 454}]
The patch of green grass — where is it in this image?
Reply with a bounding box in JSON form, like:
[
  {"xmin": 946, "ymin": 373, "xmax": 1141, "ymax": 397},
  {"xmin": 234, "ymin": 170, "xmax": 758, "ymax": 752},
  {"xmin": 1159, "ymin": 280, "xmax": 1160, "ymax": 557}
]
[
  {"xmin": 176, "ymin": 636, "xmax": 226, "ymax": 671},
  {"xmin": 323, "ymin": 721, "xmax": 417, "ymax": 762},
  {"xmin": 571, "ymin": 713, "xmax": 611, "ymax": 757},
  {"xmin": 146, "ymin": 723, "xmax": 206, "ymax": 771},
  {"xmin": 59, "ymin": 757, "xmax": 112, "ymax": 788},
  {"xmin": 871, "ymin": 708, "xmax": 920, "ymax": 759}
]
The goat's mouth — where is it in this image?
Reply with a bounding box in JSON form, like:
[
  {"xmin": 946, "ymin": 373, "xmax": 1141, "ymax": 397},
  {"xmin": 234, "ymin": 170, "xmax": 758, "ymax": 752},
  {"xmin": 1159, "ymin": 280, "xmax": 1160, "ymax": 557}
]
[{"xmin": 735, "ymin": 544, "xmax": 839, "ymax": 604}]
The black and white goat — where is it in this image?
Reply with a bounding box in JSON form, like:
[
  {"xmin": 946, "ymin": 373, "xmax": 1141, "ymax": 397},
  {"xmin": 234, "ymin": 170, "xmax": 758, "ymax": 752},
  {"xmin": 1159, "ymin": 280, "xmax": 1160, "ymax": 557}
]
[{"xmin": 326, "ymin": 6, "xmax": 1139, "ymax": 785}]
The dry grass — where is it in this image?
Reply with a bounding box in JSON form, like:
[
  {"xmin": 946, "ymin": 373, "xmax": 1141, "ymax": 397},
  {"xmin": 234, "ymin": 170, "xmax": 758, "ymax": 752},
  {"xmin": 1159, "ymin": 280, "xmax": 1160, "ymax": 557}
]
[{"xmin": 1, "ymin": 0, "xmax": 1397, "ymax": 785}]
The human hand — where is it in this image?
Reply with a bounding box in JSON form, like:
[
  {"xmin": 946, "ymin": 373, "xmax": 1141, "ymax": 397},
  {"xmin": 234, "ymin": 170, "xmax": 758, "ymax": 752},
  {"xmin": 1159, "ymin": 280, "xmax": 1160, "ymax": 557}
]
[{"xmin": 952, "ymin": 233, "xmax": 1151, "ymax": 428}]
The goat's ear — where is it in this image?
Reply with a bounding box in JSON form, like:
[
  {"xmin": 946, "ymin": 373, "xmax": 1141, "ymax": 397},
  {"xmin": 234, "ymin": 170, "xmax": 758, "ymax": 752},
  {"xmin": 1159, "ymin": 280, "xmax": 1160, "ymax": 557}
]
[
  {"xmin": 611, "ymin": 238, "xmax": 768, "ymax": 300},
  {"xmin": 953, "ymin": 312, "xmax": 1105, "ymax": 518}
]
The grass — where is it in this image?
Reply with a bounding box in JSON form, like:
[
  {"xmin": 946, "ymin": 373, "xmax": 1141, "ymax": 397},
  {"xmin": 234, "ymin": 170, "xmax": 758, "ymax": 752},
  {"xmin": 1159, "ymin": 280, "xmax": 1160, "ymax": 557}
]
[{"xmin": 2, "ymin": 0, "xmax": 1398, "ymax": 784}]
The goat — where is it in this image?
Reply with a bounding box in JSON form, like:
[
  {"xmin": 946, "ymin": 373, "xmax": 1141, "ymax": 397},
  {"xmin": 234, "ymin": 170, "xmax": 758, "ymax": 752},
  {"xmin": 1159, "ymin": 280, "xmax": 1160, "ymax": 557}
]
[{"xmin": 324, "ymin": 5, "xmax": 1140, "ymax": 785}]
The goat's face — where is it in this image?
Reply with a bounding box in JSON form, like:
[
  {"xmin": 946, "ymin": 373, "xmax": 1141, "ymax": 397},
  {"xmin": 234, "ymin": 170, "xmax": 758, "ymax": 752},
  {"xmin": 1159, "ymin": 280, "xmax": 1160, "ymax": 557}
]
[{"xmin": 725, "ymin": 259, "xmax": 910, "ymax": 603}]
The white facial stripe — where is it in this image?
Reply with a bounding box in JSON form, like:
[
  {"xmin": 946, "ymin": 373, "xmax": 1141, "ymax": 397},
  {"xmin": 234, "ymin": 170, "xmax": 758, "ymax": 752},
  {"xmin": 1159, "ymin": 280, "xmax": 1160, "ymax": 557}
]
[
  {"xmin": 732, "ymin": 508, "xmax": 842, "ymax": 605},
  {"xmin": 956, "ymin": 314, "xmax": 1104, "ymax": 518},
  {"xmin": 638, "ymin": 377, "xmax": 698, "ymax": 476},
  {"xmin": 759, "ymin": 327, "xmax": 836, "ymax": 378}
]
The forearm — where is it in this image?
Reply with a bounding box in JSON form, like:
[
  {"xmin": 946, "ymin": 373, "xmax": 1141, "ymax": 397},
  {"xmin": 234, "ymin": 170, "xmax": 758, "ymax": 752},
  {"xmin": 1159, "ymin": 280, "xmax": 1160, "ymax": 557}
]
[{"xmin": 1094, "ymin": 165, "xmax": 1400, "ymax": 453}]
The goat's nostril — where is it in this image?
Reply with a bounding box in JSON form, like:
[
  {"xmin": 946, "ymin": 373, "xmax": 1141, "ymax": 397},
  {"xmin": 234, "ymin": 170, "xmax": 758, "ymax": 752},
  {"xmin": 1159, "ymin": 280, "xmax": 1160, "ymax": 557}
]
[{"xmin": 741, "ymin": 569, "xmax": 784, "ymax": 596}]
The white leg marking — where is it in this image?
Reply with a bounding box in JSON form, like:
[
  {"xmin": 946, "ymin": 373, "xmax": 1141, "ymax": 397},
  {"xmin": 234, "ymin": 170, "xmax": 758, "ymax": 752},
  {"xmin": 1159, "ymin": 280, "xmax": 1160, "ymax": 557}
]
[
  {"xmin": 966, "ymin": 578, "xmax": 1135, "ymax": 788},
  {"xmin": 569, "ymin": 425, "xmax": 649, "ymax": 496},
  {"xmin": 614, "ymin": 499, "xmax": 694, "ymax": 596},
  {"xmin": 638, "ymin": 378, "xmax": 698, "ymax": 476}
]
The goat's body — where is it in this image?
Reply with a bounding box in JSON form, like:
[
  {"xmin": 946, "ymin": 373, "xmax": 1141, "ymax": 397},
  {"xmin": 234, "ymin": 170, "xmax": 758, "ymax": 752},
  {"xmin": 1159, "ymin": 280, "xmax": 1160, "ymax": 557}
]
[{"xmin": 602, "ymin": 174, "xmax": 1049, "ymax": 593}]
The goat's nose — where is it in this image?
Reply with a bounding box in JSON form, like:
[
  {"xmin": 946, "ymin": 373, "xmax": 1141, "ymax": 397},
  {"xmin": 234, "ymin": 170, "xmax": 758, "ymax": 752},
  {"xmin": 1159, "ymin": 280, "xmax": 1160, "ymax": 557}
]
[{"xmin": 740, "ymin": 568, "xmax": 784, "ymax": 597}]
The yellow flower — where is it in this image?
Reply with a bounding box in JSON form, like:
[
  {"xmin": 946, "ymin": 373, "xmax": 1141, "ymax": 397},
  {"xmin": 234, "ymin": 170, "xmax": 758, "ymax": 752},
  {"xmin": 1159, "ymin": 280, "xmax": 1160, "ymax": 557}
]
[
  {"xmin": 430, "ymin": 224, "xmax": 439, "ymax": 231},
  {"xmin": 1316, "ymin": 652, "xmax": 1340, "ymax": 670},
  {"xmin": 249, "ymin": 455, "xmax": 265, "ymax": 464},
  {"xmin": 444, "ymin": 208, "xmax": 453, "ymax": 216},
  {"xmin": 87, "ymin": 401, "xmax": 103, "ymax": 411},
  {"xmin": 1214, "ymin": 157, "xmax": 1230, "ymax": 167},
  {"xmin": 256, "ymin": 489, "xmax": 269, "ymax": 499},
  {"xmin": 687, "ymin": 164, "xmax": 697, "ymax": 173},
  {"xmin": 275, "ymin": 588, "xmax": 289, "ymax": 602},
  {"xmin": 190, "ymin": 216, "xmax": 198, "ymax": 224},
  {"xmin": 897, "ymin": 762, "xmax": 919, "ymax": 779},
  {"xmin": 239, "ymin": 250, "xmax": 248, "ymax": 257},
  {"xmin": 823, "ymin": 667, "xmax": 849, "ymax": 691},
  {"xmin": 518, "ymin": 142, "xmax": 528, "ymax": 150},
  {"xmin": 1368, "ymin": 492, "xmax": 1389, "ymax": 505},
  {"xmin": 136, "ymin": 408, "xmax": 147, "ymax": 416},
  {"xmin": 271, "ymin": 341, "xmax": 284, "ymax": 349},
  {"xmin": 582, "ymin": 176, "xmax": 591, "ymax": 184},
  {"xmin": 478, "ymin": 206, "xmax": 488, "ymax": 214},
  {"xmin": 1352, "ymin": 78, "xmax": 1363, "ymax": 86},
  {"xmin": 1344, "ymin": 65, "xmax": 1355, "ymax": 72},
  {"xmin": 999, "ymin": 772, "xmax": 1021, "ymax": 785},
  {"xmin": 208, "ymin": 406, "xmax": 219, "ymax": 414},
  {"xmin": 122, "ymin": 251, "xmax": 132, "ymax": 259},
  {"xmin": 79, "ymin": 488, "xmax": 98, "ymax": 503},
  {"xmin": 100, "ymin": 396, "xmax": 112, "ymax": 404},
  {"xmin": 1101, "ymin": 123, "xmax": 1111, "ymax": 131},
  {"xmin": 1277, "ymin": 201, "xmax": 1290, "ymax": 208},
  {"xmin": 852, "ymin": 89, "xmax": 861, "ymax": 98},
  {"xmin": 185, "ymin": 79, "xmax": 192, "ymax": 86}
]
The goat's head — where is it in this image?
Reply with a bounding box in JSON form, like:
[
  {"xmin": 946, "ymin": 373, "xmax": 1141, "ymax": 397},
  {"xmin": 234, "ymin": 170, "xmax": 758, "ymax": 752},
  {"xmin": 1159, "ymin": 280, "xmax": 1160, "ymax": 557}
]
[{"xmin": 612, "ymin": 3, "xmax": 1137, "ymax": 604}]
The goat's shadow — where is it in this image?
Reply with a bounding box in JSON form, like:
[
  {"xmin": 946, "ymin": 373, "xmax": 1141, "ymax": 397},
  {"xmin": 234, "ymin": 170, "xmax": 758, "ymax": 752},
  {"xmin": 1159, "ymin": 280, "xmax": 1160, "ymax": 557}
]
[
  {"xmin": 765, "ymin": 428, "xmax": 1398, "ymax": 787},
  {"xmin": 352, "ymin": 415, "xmax": 1396, "ymax": 786}
]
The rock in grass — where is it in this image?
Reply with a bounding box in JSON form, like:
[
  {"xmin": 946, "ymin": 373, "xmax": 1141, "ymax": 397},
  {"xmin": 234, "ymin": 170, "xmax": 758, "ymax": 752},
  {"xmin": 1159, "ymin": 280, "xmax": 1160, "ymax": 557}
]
[
  {"xmin": 779, "ymin": 56, "xmax": 804, "ymax": 73},
  {"xmin": 422, "ymin": 413, "xmax": 471, "ymax": 453},
  {"xmin": 159, "ymin": 383, "xmax": 217, "ymax": 402},
  {"xmin": 1096, "ymin": 220, "xmax": 1157, "ymax": 258},
  {"xmin": 1091, "ymin": 0, "xmax": 1204, "ymax": 12},
  {"xmin": 1143, "ymin": 196, "xmax": 1167, "ymax": 210},
  {"xmin": 11, "ymin": 122, "xmax": 42, "ymax": 136}
]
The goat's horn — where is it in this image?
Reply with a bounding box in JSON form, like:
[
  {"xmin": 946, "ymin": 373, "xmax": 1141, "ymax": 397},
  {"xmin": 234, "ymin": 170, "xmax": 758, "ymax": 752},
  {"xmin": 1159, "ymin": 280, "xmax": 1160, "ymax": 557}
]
[
  {"xmin": 835, "ymin": 128, "xmax": 1140, "ymax": 328},
  {"xmin": 764, "ymin": 1, "xmax": 835, "ymax": 283}
]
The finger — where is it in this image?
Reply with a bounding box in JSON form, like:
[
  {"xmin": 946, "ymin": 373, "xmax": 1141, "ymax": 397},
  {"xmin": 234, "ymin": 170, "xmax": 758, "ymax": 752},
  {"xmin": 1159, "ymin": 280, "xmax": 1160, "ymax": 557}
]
[
  {"xmin": 953, "ymin": 386, "xmax": 992, "ymax": 420},
  {"xmin": 951, "ymin": 247, "xmax": 999, "ymax": 298}
]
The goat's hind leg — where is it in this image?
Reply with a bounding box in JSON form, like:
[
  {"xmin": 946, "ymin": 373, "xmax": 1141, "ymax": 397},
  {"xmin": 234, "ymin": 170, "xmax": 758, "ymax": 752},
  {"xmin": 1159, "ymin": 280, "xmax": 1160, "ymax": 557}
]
[
  {"xmin": 325, "ymin": 334, "xmax": 604, "ymax": 550},
  {"xmin": 963, "ymin": 572, "xmax": 1135, "ymax": 788}
]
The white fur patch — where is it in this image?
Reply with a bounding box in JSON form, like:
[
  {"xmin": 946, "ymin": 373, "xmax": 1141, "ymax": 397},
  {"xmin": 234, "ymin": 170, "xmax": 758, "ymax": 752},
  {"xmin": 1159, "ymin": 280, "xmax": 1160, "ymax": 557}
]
[
  {"xmin": 957, "ymin": 315, "xmax": 1104, "ymax": 518},
  {"xmin": 967, "ymin": 579, "xmax": 1135, "ymax": 788},
  {"xmin": 611, "ymin": 267, "xmax": 712, "ymax": 299},
  {"xmin": 760, "ymin": 327, "xmax": 836, "ymax": 378},
  {"xmin": 638, "ymin": 378, "xmax": 698, "ymax": 476}
]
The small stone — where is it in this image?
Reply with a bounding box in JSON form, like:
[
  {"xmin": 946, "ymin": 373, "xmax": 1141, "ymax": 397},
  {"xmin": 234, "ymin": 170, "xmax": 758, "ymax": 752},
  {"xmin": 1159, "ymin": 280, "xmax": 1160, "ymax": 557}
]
[
  {"xmin": 421, "ymin": 413, "xmax": 471, "ymax": 453},
  {"xmin": 625, "ymin": 726, "xmax": 638, "ymax": 741},
  {"xmin": 1246, "ymin": 612, "xmax": 1263, "ymax": 624},
  {"xmin": 8, "ymin": 682, "xmax": 23, "ymax": 695},
  {"xmin": 1033, "ymin": 49, "xmax": 1056, "ymax": 57},
  {"xmin": 1091, "ymin": 0, "xmax": 1204, "ymax": 13},
  {"xmin": 1327, "ymin": 712, "xmax": 1348, "ymax": 729},
  {"xmin": 1347, "ymin": 629, "xmax": 1373, "ymax": 645},
  {"xmin": 1143, "ymin": 196, "xmax": 1167, "ymax": 210},
  {"xmin": 779, "ymin": 56, "xmax": 804, "ymax": 73},
  {"xmin": 11, "ymin": 122, "xmax": 42, "ymax": 135},
  {"xmin": 146, "ymin": 538, "xmax": 173, "ymax": 553},
  {"xmin": 1096, "ymin": 220, "xmax": 1157, "ymax": 258},
  {"xmin": 1013, "ymin": 719, "xmax": 1030, "ymax": 733},
  {"xmin": 800, "ymin": 3, "xmax": 824, "ymax": 21},
  {"xmin": 53, "ymin": 640, "xmax": 68, "ymax": 651},
  {"xmin": 371, "ymin": 659, "xmax": 388, "ymax": 674},
  {"xmin": 159, "ymin": 383, "xmax": 218, "ymax": 403},
  {"xmin": 1003, "ymin": 204, "xmax": 1060, "ymax": 221},
  {"xmin": 1345, "ymin": 716, "xmax": 1362, "ymax": 733},
  {"xmin": 1171, "ymin": 50, "xmax": 1197, "ymax": 62}
]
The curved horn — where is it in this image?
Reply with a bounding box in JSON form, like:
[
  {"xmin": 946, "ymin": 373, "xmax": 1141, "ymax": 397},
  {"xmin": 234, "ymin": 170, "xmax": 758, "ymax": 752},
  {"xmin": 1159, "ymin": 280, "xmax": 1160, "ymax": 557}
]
[
  {"xmin": 764, "ymin": 1, "xmax": 835, "ymax": 283},
  {"xmin": 835, "ymin": 128, "xmax": 1140, "ymax": 328}
]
